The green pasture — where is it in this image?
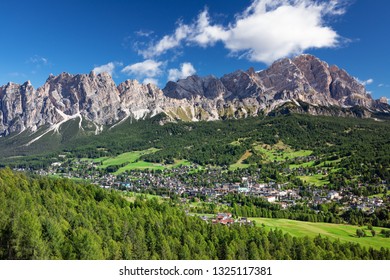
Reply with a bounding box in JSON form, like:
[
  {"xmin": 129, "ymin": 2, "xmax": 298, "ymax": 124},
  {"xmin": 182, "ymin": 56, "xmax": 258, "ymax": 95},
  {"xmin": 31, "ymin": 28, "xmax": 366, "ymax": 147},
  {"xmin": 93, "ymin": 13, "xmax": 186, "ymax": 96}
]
[
  {"xmin": 289, "ymin": 161, "xmax": 316, "ymax": 169},
  {"xmin": 229, "ymin": 150, "xmax": 252, "ymax": 170},
  {"xmin": 122, "ymin": 192, "xmax": 166, "ymax": 203},
  {"xmin": 369, "ymin": 193, "xmax": 385, "ymax": 199},
  {"xmin": 298, "ymin": 174, "xmax": 330, "ymax": 186},
  {"xmin": 229, "ymin": 141, "xmax": 314, "ymax": 170},
  {"xmin": 97, "ymin": 148, "xmax": 159, "ymax": 169},
  {"xmin": 114, "ymin": 159, "xmax": 191, "ymax": 174},
  {"xmin": 82, "ymin": 148, "xmax": 193, "ymax": 174},
  {"xmin": 252, "ymin": 217, "xmax": 390, "ymax": 250},
  {"xmin": 253, "ymin": 142, "xmax": 313, "ymax": 162},
  {"xmin": 289, "ymin": 157, "xmax": 344, "ymax": 170}
]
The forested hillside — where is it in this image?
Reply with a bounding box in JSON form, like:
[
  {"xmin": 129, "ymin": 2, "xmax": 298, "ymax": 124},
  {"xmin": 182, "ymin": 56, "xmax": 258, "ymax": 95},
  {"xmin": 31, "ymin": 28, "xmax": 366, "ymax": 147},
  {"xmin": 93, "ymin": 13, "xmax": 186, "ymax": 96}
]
[
  {"xmin": 0, "ymin": 168, "xmax": 389, "ymax": 260},
  {"xmin": 2, "ymin": 114, "xmax": 390, "ymax": 184},
  {"xmin": 67, "ymin": 114, "xmax": 390, "ymax": 171}
]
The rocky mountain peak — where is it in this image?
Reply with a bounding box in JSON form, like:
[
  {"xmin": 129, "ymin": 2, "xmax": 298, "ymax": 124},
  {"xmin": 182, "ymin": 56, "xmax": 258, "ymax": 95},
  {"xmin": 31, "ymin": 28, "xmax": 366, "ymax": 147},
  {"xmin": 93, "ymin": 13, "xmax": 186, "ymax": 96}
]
[
  {"xmin": 292, "ymin": 54, "xmax": 332, "ymax": 96},
  {"xmin": 0, "ymin": 54, "xmax": 388, "ymax": 137},
  {"xmin": 379, "ymin": 97, "xmax": 389, "ymax": 104},
  {"xmin": 163, "ymin": 75, "xmax": 224, "ymax": 99}
]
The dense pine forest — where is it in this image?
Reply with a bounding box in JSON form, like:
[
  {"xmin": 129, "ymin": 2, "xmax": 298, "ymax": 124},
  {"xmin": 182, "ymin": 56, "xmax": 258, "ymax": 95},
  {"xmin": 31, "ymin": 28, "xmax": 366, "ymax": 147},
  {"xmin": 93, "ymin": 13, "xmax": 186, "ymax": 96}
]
[{"xmin": 0, "ymin": 168, "xmax": 389, "ymax": 260}]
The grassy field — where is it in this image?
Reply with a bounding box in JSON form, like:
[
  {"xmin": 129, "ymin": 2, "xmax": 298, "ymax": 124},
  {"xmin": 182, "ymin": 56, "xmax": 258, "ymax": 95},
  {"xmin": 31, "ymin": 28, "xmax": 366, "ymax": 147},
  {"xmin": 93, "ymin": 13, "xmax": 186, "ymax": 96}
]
[
  {"xmin": 369, "ymin": 193, "xmax": 385, "ymax": 198},
  {"xmin": 253, "ymin": 141, "xmax": 313, "ymax": 162},
  {"xmin": 85, "ymin": 148, "xmax": 192, "ymax": 174},
  {"xmin": 114, "ymin": 160, "xmax": 165, "ymax": 174},
  {"xmin": 91, "ymin": 157, "xmax": 109, "ymax": 163},
  {"xmin": 289, "ymin": 158, "xmax": 344, "ymax": 169},
  {"xmin": 114, "ymin": 159, "xmax": 192, "ymax": 174},
  {"xmin": 229, "ymin": 140, "xmax": 313, "ymax": 170},
  {"xmin": 122, "ymin": 192, "xmax": 166, "ymax": 203},
  {"xmin": 317, "ymin": 158, "xmax": 343, "ymax": 167},
  {"xmin": 298, "ymin": 174, "xmax": 330, "ymax": 186},
  {"xmin": 289, "ymin": 161, "xmax": 316, "ymax": 169},
  {"xmin": 97, "ymin": 148, "xmax": 160, "ymax": 169},
  {"xmin": 229, "ymin": 150, "xmax": 252, "ymax": 170},
  {"xmin": 48, "ymin": 174, "xmax": 90, "ymax": 183},
  {"xmin": 251, "ymin": 217, "xmax": 390, "ymax": 250}
]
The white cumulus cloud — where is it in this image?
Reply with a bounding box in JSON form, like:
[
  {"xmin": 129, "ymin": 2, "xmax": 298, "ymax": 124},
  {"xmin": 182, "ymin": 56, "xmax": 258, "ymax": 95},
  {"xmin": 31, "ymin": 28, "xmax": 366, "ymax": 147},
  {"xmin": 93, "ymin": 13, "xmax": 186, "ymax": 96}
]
[
  {"xmin": 222, "ymin": 0, "xmax": 343, "ymax": 63},
  {"xmin": 168, "ymin": 62, "xmax": 197, "ymax": 81},
  {"xmin": 121, "ymin": 59, "xmax": 164, "ymax": 85},
  {"xmin": 121, "ymin": 59, "xmax": 163, "ymax": 77},
  {"xmin": 92, "ymin": 62, "xmax": 122, "ymax": 76},
  {"xmin": 142, "ymin": 78, "xmax": 159, "ymax": 85},
  {"xmin": 140, "ymin": 11, "xmax": 227, "ymax": 58},
  {"xmin": 140, "ymin": 25, "xmax": 191, "ymax": 58},
  {"xmin": 363, "ymin": 78, "xmax": 374, "ymax": 86},
  {"xmin": 356, "ymin": 78, "xmax": 374, "ymax": 86},
  {"xmin": 188, "ymin": 10, "xmax": 228, "ymax": 47},
  {"xmin": 140, "ymin": 0, "xmax": 345, "ymax": 64}
]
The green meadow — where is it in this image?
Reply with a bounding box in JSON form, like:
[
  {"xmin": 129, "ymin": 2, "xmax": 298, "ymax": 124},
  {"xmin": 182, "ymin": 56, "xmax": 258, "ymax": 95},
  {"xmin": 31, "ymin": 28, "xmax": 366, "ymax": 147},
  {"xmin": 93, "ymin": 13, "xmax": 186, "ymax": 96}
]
[
  {"xmin": 298, "ymin": 174, "xmax": 330, "ymax": 186},
  {"xmin": 253, "ymin": 141, "xmax": 313, "ymax": 162},
  {"xmin": 96, "ymin": 148, "xmax": 159, "ymax": 169},
  {"xmin": 114, "ymin": 159, "xmax": 191, "ymax": 174},
  {"xmin": 229, "ymin": 150, "xmax": 252, "ymax": 170},
  {"xmin": 229, "ymin": 141, "xmax": 313, "ymax": 170},
  {"xmin": 85, "ymin": 148, "xmax": 192, "ymax": 174},
  {"xmin": 122, "ymin": 192, "xmax": 166, "ymax": 203},
  {"xmin": 252, "ymin": 217, "xmax": 390, "ymax": 250}
]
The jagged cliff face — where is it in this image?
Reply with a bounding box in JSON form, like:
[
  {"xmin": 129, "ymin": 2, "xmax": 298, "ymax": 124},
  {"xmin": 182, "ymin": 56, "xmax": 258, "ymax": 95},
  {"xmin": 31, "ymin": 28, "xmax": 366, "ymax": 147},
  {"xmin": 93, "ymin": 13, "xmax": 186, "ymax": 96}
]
[
  {"xmin": 0, "ymin": 72, "xmax": 124, "ymax": 136},
  {"xmin": 41, "ymin": 72, "xmax": 122, "ymax": 124},
  {"xmin": 161, "ymin": 54, "xmax": 382, "ymax": 121},
  {"xmin": 0, "ymin": 81, "xmax": 37, "ymax": 134},
  {"xmin": 0, "ymin": 54, "xmax": 388, "ymax": 136}
]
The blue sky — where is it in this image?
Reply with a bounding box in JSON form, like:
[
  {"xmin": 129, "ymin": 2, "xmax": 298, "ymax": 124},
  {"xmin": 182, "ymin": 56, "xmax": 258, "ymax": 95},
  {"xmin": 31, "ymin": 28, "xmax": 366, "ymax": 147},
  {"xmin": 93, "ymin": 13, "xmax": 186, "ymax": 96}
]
[{"xmin": 0, "ymin": 0, "xmax": 389, "ymax": 100}]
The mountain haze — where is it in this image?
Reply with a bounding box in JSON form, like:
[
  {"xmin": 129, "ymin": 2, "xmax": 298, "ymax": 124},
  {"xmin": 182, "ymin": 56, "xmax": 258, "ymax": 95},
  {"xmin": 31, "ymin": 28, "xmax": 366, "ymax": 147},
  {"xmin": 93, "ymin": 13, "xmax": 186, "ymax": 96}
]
[{"xmin": 0, "ymin": 54, "xmax": 388, "ymax": 137}]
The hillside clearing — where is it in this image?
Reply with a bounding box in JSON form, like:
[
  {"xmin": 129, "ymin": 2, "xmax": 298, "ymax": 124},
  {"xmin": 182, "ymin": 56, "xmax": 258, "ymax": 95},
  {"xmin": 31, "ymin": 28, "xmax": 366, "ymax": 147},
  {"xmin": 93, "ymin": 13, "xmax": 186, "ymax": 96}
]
[{"xmin": 252, "ymin": 217, "xmax": 390, "ymax": 250}]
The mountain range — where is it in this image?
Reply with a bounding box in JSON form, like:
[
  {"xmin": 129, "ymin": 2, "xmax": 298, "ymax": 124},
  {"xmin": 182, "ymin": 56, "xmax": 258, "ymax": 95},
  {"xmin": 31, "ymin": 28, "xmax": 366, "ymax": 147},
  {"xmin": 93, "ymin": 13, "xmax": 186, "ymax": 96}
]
[{"xmin": 0, "ymin": 54, "xmax": 389, "ymax": 138}]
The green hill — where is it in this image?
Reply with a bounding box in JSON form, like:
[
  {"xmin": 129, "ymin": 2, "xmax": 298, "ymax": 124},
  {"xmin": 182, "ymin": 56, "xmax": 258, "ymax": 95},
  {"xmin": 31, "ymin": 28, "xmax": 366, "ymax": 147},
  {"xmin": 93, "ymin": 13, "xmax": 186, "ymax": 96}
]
[
  {"xmin": 1, "ymin": 114, "xmax": 390, "ymax": 186},
  {"xmin": 1, "ymin": 168, "xmax": 389, "ymax": 260},
  {"xmin": 252, "ymin": 217, "xmax": 390, "ymax": 250}
]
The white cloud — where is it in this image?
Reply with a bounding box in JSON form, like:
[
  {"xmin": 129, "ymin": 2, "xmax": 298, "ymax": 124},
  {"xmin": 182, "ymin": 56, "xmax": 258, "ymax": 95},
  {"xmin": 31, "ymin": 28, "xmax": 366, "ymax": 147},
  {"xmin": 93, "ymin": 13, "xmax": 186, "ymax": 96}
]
[
  {"xmin": 135, "ymin": 30, "xmax": 154, "ymax": 37},
  {"xmin": 168, "ymin": 62, "xmax": 197, "ymax": 81},
  {"xmin": 92, "ymin": 62, "xmax": 122, "ymax": 76},
  {"xmin": 356, "ymin": 78, "xmax": 374, "ymax": 86},
  {"xmin": 223, "ymin": 0, "xmax": 343, "ymax": 63},
  {"xmin": 140, "ymin": 0, "xmax": 345, "ymax": 64},
  {"xmin": 363, "ymin": 78, "xmax": 374, "ymax": 86},
  {"xmin": 121, "ymin": 59, "xmax": 163, "ymax": 77},
  {"xmin": 121, "ymin": 60, "xmax": 164, "ymax": 85},
  {"xmin": 142, "ymin": 78, "xmax": 159, "ymax": 85},
  {"xmin": 28, "ymin": 55, "xmax": 49, "ymax": 65},
  {"xmin": 188, "ymin": 10, "xmax": 228, "ymax": 47},
  {"xmin": 140, "ymin": 11, "xmax": 227, "ymax": 58},
  {"xmin": 140, "ymin": 25, "xmax": 191, "ymax": 58}
]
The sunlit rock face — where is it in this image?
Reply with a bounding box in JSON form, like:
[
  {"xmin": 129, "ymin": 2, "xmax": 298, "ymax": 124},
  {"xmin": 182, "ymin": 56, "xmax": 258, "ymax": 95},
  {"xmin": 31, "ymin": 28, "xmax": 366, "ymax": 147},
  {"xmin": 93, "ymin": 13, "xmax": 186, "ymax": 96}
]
[{"xmin": 0, "ymin": 55, "xmax": 387, "ymax": 136}]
